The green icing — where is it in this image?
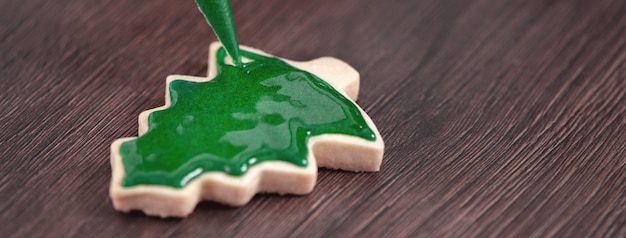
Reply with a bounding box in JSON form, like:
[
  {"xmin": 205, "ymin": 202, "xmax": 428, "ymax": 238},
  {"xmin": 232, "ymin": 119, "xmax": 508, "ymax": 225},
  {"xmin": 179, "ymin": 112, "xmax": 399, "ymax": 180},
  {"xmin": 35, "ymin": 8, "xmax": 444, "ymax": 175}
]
[
  {"xmin": 195, "ymin": 0, "xmax": 242, "ymax": 66},
  {"xmin": 119, "ymin": 48, "xmax": 376, "ymax": 188}
]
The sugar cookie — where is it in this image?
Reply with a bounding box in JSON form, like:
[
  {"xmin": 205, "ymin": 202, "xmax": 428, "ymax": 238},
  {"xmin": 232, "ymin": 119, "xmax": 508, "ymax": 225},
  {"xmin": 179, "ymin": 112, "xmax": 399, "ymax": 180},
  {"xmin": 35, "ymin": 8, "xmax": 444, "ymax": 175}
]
[{"xmin": 110, "ymin": 43, "xmax": 384, "ymax": 218}]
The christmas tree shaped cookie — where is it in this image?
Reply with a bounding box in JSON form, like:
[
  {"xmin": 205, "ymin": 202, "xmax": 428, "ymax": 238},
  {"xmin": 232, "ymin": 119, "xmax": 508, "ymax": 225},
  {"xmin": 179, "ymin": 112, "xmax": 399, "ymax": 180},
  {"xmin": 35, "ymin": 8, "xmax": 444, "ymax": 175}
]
[{"xmin": 110, "ymin": 0, "xmax": 384, "ymax": 218}]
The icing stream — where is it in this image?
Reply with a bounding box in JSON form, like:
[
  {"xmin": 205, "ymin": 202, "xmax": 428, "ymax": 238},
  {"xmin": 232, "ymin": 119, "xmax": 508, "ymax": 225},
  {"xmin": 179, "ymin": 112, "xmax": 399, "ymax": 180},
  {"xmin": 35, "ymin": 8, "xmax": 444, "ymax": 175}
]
[{"xmin": 195, "ymin": 0, "xmax": 242, "ymax": 66}]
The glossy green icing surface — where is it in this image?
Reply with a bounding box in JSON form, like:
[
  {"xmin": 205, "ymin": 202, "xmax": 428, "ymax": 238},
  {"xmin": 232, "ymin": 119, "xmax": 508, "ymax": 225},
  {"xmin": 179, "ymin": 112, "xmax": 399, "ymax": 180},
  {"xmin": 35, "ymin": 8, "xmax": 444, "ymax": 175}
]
[{"xmin": 119, "ymin": 48, "xmax": 376, "ymax": 188}]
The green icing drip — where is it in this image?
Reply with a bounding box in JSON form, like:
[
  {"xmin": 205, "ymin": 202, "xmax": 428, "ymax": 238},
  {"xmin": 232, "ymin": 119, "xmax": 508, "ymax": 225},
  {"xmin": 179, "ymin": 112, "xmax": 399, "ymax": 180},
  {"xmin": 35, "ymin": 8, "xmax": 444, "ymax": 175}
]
[
  {"xmin": 119, "ymin": 48, "xmax": 376, "ymax": 188},
  {"xmin": 195, "ymin": 0, "xmax": 242, "ymax": 66}
]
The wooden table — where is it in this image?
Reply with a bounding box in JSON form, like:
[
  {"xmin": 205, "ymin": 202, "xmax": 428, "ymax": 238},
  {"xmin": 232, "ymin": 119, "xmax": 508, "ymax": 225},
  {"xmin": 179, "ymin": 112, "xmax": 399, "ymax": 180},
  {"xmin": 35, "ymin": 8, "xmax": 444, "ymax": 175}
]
[{"xmin": 2, "ymin": 0, "xmax": 625, "ymax": 237}]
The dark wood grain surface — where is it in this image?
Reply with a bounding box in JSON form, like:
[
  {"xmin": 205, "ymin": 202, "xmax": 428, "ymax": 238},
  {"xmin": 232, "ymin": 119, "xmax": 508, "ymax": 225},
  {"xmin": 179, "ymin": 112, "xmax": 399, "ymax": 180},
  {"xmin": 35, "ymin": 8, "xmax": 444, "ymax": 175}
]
[{"xmin": 1, "ymin": 0, "xmax": 625, "ymax": 237}]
